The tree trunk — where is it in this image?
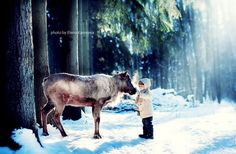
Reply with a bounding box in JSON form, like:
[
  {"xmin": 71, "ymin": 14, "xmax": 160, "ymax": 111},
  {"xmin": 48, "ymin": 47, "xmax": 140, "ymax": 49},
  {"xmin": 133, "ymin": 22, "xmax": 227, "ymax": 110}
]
[
  {"xmin": 179, "ymin": 0, "xmax": 194, "ymax": 97},
  {"xmin": 62, "ymin": 0, "xmax": 82, "ymax": 120},
  {"xmin": 32, "ymin": 0, "xmax": 50, "ymax": 126},
  {"xmin": 0, "ymin": 0, "xmax": 39, "ymax": 150},
  {"xmin": 77, "ymin": 0, "xmax": 90, "ymax": 114},
  {"xmin": 79, "ymin": 0, "xmax": 90, "ymax": 75},
  {"xmin": 214, "ymin": 45, "xmax": 222, "ymax": 103},
  {"xmin": 189, "ymin": 8, "xmax": 203, "ymax": 103},
  {"xmin": 64, "ymin": 0, "xmax": 79, "ymax": 73}
]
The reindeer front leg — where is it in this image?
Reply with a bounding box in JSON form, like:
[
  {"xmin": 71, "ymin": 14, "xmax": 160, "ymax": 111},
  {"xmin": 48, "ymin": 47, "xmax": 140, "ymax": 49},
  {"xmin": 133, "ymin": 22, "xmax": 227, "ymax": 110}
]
[{"xmin": 92, "ymin": 104, "xmax": 102, "ymax": 139}]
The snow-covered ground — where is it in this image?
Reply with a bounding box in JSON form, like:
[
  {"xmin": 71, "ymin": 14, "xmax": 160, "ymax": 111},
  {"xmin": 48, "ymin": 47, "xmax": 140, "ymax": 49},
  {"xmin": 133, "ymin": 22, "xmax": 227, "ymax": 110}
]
[{"xmin": 1, "ymin": 88, "xmax": 236, "ymax": 154}]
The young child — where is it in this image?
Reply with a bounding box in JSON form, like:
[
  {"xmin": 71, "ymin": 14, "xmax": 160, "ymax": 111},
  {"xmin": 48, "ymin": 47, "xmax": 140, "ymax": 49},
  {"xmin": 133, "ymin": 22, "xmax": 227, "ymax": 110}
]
[{"xmin": 135, "ymin": 78, "xmax": 154, "ymax": 139}]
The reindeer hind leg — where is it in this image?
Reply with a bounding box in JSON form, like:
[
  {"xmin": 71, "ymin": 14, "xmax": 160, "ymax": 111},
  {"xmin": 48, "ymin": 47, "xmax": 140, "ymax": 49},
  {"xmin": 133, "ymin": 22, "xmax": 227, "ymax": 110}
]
[
  {"xmin": 53, "ymin": 105, "xmax": 67, "ymax": 137},
  {"xmin": 41, "ymin": 101, "xmax": 55, "ymax": 136}
]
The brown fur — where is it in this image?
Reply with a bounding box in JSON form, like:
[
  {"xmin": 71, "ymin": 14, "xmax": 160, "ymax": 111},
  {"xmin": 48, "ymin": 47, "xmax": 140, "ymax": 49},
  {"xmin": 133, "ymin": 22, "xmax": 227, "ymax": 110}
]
[{"xmin": 41, "ymin": 71, "xmax": 136, "ymax": 138}]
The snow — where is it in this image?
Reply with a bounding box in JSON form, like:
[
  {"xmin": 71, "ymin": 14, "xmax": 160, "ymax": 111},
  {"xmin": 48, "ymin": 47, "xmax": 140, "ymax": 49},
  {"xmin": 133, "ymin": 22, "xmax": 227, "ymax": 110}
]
[{"xmin": 1, "ymin": 88, "xmax": 236, "ymax": 154}]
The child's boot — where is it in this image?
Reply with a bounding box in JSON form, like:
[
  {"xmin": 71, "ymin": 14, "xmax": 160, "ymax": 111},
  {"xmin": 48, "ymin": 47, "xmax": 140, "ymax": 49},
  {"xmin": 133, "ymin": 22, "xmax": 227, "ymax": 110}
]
[
  {"xmin": 139, "ymin": 129, "xmax": 147, "ymax": 138},
  {"xmin": 146, "ymin": 127, "xmax": 154, "ymax": 139}
]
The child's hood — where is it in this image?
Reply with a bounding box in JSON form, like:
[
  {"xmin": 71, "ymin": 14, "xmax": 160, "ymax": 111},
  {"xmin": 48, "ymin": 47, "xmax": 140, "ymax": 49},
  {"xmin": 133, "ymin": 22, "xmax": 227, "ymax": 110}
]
[{"xmin": 140, "ymin": 78, "xmax": 151, "ymax": 89}]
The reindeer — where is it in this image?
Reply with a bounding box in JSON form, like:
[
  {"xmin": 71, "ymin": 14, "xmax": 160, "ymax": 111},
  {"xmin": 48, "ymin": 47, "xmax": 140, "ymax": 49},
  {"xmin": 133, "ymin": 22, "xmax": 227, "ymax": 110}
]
[{"xmin": 41, "ymin": 71, "xmax": 136, "ymax": 139}]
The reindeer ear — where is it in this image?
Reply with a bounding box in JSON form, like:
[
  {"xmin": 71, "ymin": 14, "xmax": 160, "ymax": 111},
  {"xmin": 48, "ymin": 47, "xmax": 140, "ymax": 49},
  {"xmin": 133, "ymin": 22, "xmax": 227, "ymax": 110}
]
[
  {"xmin": 119, "ymin": 71, "xmax": 128, "ymax": 80},
  {"xmin": 124, "ymin": 70, "xmax": 128, "ymax": 76}
]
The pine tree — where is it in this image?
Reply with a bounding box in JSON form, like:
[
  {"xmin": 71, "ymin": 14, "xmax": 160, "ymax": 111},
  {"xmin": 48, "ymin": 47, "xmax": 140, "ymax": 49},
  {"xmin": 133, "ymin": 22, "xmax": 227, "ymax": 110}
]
[
  {"xmin": 0, "ymin": 0, "xmax": 40, "ymax": 150},
  {"xmin": 32, "ymin": 0, "xmax": 50, "ymax": 126}
]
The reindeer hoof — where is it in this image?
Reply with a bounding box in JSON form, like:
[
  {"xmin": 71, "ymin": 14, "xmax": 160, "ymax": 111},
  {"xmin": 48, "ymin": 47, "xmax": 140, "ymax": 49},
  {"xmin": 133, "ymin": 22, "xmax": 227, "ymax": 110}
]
[
  {"xmin": 42, "ymin": 132, "xmax": 49, "ymax": 136},
  {"xmin": 93, "ymin": 134, "xmax": 102, "ymax": 139},
  {"xmin": 62, "ymin": 133, "xmax": 68, "ymax": 137}
]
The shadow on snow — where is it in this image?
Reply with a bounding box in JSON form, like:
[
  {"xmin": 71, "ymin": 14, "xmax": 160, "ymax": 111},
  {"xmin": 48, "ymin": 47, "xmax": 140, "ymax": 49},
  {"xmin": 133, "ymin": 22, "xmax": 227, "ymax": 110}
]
[
  {"xmin": 192, "ymin": 135, "xmax": 236, "ymax": 154},
  {"xmin": 75, "ymin": 138, "xmax": 144, "ymax": 154}
]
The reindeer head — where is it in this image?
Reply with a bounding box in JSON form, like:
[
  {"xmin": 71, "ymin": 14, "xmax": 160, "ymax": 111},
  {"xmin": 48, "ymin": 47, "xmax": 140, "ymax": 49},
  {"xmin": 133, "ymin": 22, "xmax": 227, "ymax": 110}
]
[{"xmin": 114, "ymin": 71, "xmax": 137, "ymax": 95}]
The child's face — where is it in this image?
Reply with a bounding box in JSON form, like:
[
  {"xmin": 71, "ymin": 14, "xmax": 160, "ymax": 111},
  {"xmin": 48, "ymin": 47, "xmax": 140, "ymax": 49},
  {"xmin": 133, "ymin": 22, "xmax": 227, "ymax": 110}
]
[{"xmin": 138, "ymin": 84, "xmax": 145, "ymax": 90}]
